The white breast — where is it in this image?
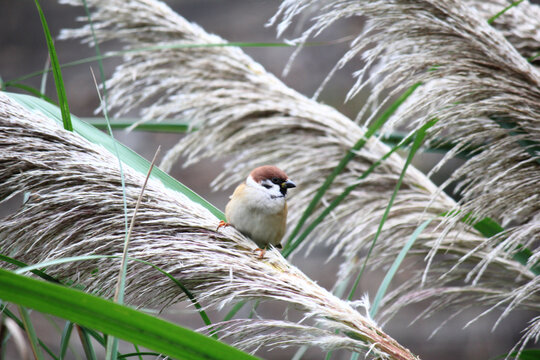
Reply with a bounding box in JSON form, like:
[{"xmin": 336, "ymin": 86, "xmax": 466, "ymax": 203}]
[{"xmin": 225, "ymin": 179, "xmax": 287, "ymax": 248}]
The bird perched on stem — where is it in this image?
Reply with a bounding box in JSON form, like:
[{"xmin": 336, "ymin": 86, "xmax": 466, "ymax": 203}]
[{"xmin": 217, "ymin": 165, "xmax": 296, "ymax": 258}]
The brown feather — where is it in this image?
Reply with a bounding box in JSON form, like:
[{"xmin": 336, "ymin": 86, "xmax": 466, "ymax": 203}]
[{"xmin": 250, "ymin": 165, "xmax": 289, "ymax": 183}]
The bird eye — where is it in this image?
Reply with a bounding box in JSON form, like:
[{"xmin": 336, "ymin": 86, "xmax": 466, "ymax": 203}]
[
  {"xmin": 271, "ymin": 177, "xmax": 280, "ymax": 184},
  {"xmin": 262, "ymin": 184, "xmax": 272, "ymax": 189}
]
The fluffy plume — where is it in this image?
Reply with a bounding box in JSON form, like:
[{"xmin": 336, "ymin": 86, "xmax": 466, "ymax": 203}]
[
  {"xmin": 271, "ymin": 0, "xmax": 540, "ymax": 230},
  {"xmin": 0, "ymin": 92, "xmax": 418, "ymax": 359},
  {"xmin": 468, "ymin": 0, "xmax": 540, "ymax": 62},
  {"xmin": 57, "ymin": 0, "xmax": 539, "ymax": 354}
]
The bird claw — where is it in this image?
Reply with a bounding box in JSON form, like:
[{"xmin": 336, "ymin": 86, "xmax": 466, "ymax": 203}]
[
  {"xmin": 216, "ymin": 220, "xmax": 229, "ymax": 231},
  {"xmin": 254, "ymin": 247, "xmax": 266, "ymax": 259}
]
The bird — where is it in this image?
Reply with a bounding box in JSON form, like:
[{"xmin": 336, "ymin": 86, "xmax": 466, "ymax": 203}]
[{"xmin": 217, "ymin": 165, "xmax": 296, "ymax": 259}]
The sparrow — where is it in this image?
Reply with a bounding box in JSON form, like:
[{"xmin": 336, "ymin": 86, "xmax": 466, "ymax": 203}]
[{"xmin": 217, "ymin": 165, "xmax": 296, "ymax": 258}]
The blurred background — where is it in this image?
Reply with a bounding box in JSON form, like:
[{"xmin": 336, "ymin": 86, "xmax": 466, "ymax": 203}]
[{"xmin": 1, "ymin": 1, "xmax": 537, "ymax": 359}]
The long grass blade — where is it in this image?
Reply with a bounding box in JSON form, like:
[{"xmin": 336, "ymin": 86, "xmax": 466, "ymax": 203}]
[
  {"xmin": 131, "ymin": 344, "xmax": 143, "ymax": 360},
  {"xmin": 469, "ymin": 216, "xmax": 540, "ymax": 276},
  {"xmin": 117, "ymin": 352, "xmax": 160, "ymax": 359},
  {"xmin": 370, "ymin": 220, "xmax": 432, "ymax": 318},
  {"xmin": 0, "ymin": 306, "xmax": 58, "ymax": 360},
  {"xmin": 11, "ymin": 253, "xmax": 215, "ymax": 331},
  {"xmin": 76, "ymin": 325, "xmax": 97, "ymax": 360},
  {"xmin": 2, "ymin": 316, "xmax": 29, "ymax": 360},
  {"xmin": 132, "ymin": 258, "xmax": 214, "ymax": 330},
  {"xmin": 283, "ymin": 81, "xmax": 422, "ymax": 251},
  {"xmin": 0, "ymin": 269, "xmax": 258, "ymax": 360},
  {"xmin": 59, "ymin": 322, "xmax": 73, "ymax": 360},
  {"xmin": 39, "ymin": 57, "xmax": 50, "ymax": 98},
  {"xmin": 348, "ymin": 118, "xmax": 439, "ymax": 300},
  {"xmin": 17, "ymin": 306, "xmax": 44, "ymax": 360},
  {"xmin": 0, "ymin": 255, "xmax": 59, "ymax": 283},
  {"xmin": 33, "ymin": 0, "xmax": 72, "ymax": 131},
  {"xmin": 282, "ymin": 126, "xmax": 417, "ymax": 258},
  {"xmin": 82, "ymin": 118, "xmax": 191, "ymax": 132},
  {"xmin": 4, "ymin": 83, "xmax": 55, "ymax": 105},
  {"xmin": 487, "ymin": 0, "xmax": 525, "ymax": 24},
  {"xmin": 114, "ymin": 146, "xmax": 160, "ymax": 305},
  {"xmin": 107, "ymin": 146, "xmax": 160, "ymax": 360},
  {"xmin": 3, "ymin": 42, "xmax": 294, "ymax": 87}
]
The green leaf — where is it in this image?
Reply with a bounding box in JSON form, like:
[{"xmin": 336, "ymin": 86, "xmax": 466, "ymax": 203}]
[
  {"xmin": 33, "ymin": 0, "xmax": 72, "ymax": 131},
  {"xmin": 370, "ymin": 220, "xmax": 432, "ymax": 317},
  {"xmin": 11, "ymin": 253, "xmax": 215, "ymax": 331},
  {"xmin": 0, "ymin": 305, "xmax": 59, "ymax": 360},
  {"xmin": 487, "ymin": 0, "xmax": 525, "ymax": 24},
  {"xmin": 4, "ymin": 83, "xmax": 55, "ymax": 105},
  {"xmin": 283, "ymin": 81, "xmax": 423, "ymax": 253},
  {"xmin": 493, "ymin": 117, "xmax": 540, "ymax": 165},
  {"xmin": 59, "ymin": 321, "xmax": 73, "ymax": 360},
  {"xmin": 348, "ymin": 118, "xmax": 439, "ymax": 300},
  {"xmin": 281, "ymin": 127, "xmax": 416, "ymax": 258},
  {"xmin": 76, "ymin": 325, "xmax": 98, "ymax": 360},
  {"xmin": 0, "ymin": 269, "xmax": 257, "ymax": 360},
  {"xmin": 0, "ymin": 254, "xmax": 59, "ymax": 283},
  {"xmin": 117, "ymin": 352, "xmax": 161, "ymax": 359},
  {"xmin": 5, "ymin": 92, "xmax": 225, "ymax": 221},
  {"xmin": 18, "ymin": 305, "xmax": 45, "ymax": 360},
  {"xmin": 82, "ymin": 118, "xmax": 192, "ymax": 133},
  {"xmin": 492, "ymin": 349, "xmax": 540, "ymax": 360},
  {"xmin": 457, "ymin": 214, "xmax": 540, "ymax": 276},
  {"xmin": 4, "ymin": 42, "xmax": 294, "ymax": 86}
]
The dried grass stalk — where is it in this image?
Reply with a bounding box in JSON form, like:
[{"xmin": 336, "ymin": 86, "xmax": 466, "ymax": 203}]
[{"xmin": 0, "ymin": 92, "xmax": 418, "ymax": 359}]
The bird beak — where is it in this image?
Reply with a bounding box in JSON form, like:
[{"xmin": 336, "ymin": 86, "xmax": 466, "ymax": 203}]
[{"xmin": 282, "ymin": 180, "xmax": 296, "ymax": 189}]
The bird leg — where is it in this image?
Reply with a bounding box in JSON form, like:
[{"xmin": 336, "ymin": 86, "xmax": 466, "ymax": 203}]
[
  {"xmin": 216, "ymin": 220, "xmax": 230, "ymax": 231},
  {"xmin": 254, "ymin": 246, "xmax": 267, "ymax": 259}
]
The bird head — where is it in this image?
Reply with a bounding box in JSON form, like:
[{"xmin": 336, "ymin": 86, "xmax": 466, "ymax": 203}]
[{"xmin": 247, "ymin": 165, "xmax": 296, "ymax": 199}]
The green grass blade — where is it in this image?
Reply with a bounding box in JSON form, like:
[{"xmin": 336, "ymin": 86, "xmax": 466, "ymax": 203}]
[
  {"xmin": 528, "ymin": 52, "xmax": 540, "ymax": 62},
  {"xmin": 0, "ymin": 254, "xmax": 59, "ymax": 283},
  {"xmin": 76, "ymin": 325, "xmax": 98, "ymax": 360},
  {"xmin": 83, "ymin": 3, "xmax": 130, "ymax": 354},
  {"xmin": 283, "ymin": 82, "xmax": 423, "ymax": 252},
  {"xmin": 369, "ymin": 220, "xmax": 432, "ymax": 318},
  {"xmin": 5, "ymin": 83, "xmax": 55, "ymax": 105},
  {"xmin": 492, "ymin": 349, "xmax": 540, "ymax": 360},
  {"xmin": 117, "ymin": 352, "xmax": 161, "ymax": 359},
  {"xmin": 493, "ymin": 117, "xmax": 540, "ymax": 165},
  {"xmin": 0, "ymin": 269, "xmax": 258, "ymax": 360},
  {"xmin": 33, "ymin": 0, "xmax": 72, "ymax": 131},
  {"xmin": 60, "ymin": 322, "xmax": 74, "ymax": 360},
  {"xmin": 10, "ymin": 253, "xmax": 215, "ymax": 331},
  {"xmin": 131, "ymin": 344, "xmax": 144, "ymax": 360},
  {"xmin": 488, "ymin": 0, "xmax": 524, "ymax": 24},
  {"xmin": 281, "ymin": 127, "xmax": 417, "ymax": 258},
  {"xmin": 5, "ymin": 92, "xmax": 225, "ymax": 220},
  {"xmin": 447, "ymin": 212, "xmax": 540, "ymax": 275},
  {"xmin": 82, "ymin": 118, "xmax": 192, "ymax": 133},
  {"xmin": 222, "ymin": 301, "xmax": 248, "ymax": 322},
  {"xmin": 348, "ymin": 118, "xmax": 439, "ymax": 300},
  {"xmin": 132, "ymin": 259, "xmax": 215, "ymax": 332},
  {"xmin": 3, "ymin": 42, "xmax": 292, "ymax": 86},
  {"xmin": 14, "ymin": 255, "xmax": 112, "ymax": 275},
  {"xmin": 0, "ymin": 306, "xmax": 59, "ymax": 360},
  {"xmin": 39, "ymin": 58, "xmax": 50, "ymax": 97},
  {"xmin": 380, "ymin": 131, "xmax": 477, "ymax": 158},
  {"xmin": 17, "ymin": 306, "xmax": 45, "ymax": 360},
  {"xmin": 467, "ymin": 215, "xmax": 540, "ymax": 275}
]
